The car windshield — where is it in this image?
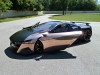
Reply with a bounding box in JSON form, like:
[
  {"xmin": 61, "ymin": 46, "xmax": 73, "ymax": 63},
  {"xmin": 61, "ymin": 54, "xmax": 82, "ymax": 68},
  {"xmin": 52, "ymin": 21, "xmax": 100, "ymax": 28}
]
[{"xmin": 33, "ymin": 22, "xmax": 57, "ymax": 32}]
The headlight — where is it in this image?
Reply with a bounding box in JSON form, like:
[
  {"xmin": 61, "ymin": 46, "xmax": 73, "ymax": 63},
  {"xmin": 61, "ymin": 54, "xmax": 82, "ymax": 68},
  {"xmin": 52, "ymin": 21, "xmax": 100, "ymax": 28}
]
[
  {"xmin": 10, "ymin": 42, "xmax": 17, "ymax": 48},
  {"xmin": 10, "ymin": 41, "xmax": 22, "ymax": 47},
  {"xmin": 14, "ymin": 42, "xmax": 22, "ymax": 47}
]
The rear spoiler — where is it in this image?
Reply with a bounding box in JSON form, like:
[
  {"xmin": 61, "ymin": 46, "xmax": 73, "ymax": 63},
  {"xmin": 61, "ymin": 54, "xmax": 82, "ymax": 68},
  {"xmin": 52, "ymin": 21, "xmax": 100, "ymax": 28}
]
[{"xmin": 71, "ymin": 21, "xmax": 90, "ymax": 25}]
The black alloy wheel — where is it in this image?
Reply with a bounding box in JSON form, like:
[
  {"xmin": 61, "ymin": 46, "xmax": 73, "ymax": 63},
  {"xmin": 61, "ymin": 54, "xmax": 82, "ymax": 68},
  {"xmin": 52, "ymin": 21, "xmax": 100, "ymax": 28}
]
[
  {"xmin": 83, "ymin": 30, "xmax": 92, "ymax": 42},
  {"xmin": 34, "ymin": 40, "xmax": 43, "ymax": 54}
]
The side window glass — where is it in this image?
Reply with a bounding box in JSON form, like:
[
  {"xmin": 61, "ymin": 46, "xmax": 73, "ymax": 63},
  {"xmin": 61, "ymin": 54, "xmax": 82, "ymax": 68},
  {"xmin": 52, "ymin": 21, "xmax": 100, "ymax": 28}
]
[
  {"xmin": 64, "ymin": 24, "xmax": 69, "ymax": 31},
  {"xmin": 58, "ymin": 24, "xmax": 69, "ymax": 32},
  {"xmin": 50, "ymin": 24, "xmax": 70, "ymax": 33},
  {"xmin": 50, "ymin": 25, "xmax": 61, "ymax": 33}
]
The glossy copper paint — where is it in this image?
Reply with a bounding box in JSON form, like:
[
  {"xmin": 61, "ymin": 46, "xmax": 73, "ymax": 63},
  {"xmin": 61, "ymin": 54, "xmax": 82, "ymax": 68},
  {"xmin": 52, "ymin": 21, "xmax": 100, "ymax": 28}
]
[
  {"xmin": 17, "ymin": 41, "xmax": 35, "ymax": 53},
  {"xmin": 41, "ymin": 31, "xmax": 82, "ymax": 52},
  {"xmin": 17, "ymin": 31, "xmax": 82, "ymax": 53},
  {"xmin": 42, "ymin": 38, "xmax": 77, "ymax": 52}
]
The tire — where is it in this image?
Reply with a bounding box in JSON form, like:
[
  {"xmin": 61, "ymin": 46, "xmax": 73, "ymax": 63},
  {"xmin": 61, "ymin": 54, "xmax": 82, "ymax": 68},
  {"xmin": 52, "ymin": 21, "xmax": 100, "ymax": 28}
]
[
  {"xmin": 34, "ymin": 40, "xmax": 43, "ymax": 54},
  {"xmin": 83, "ymin": 30, "xmax": 92, "ymax": 42}
]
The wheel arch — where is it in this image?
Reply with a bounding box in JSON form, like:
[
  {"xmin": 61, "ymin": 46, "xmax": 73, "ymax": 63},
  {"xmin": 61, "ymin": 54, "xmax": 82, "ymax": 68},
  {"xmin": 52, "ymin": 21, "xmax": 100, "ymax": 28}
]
[
  {"xmin": 82, "ymin": 29, "xmax": 92, "ymax": 42},
  {"xmin": 34, "ymin": 37, "xmax": 44, "ymax": 50}
]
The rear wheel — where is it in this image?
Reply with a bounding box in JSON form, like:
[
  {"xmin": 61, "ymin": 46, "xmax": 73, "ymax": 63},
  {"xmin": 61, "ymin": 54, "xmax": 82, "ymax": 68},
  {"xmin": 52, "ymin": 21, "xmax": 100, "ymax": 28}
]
[
  {"xmin": 83, "ymin": 30, "xmax": 92, "ymax": 42},
  {"xmin": 34, "ymin": 40, "xmax": 43, "ymax": 54}
]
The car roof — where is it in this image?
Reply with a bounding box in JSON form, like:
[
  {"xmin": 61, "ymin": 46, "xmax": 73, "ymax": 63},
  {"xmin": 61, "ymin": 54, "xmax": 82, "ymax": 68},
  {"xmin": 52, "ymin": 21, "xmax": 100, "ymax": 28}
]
[
  {"xmin": 45, "ymin": 21, "xmax": 71, "ymax": 26},
  {"xmin": 33, "ymin": 21, "xmax": 73, "ymax": 33},
  {"xmin": 46, "ymin": 21, "xmax": 63, "ymax": 25}
]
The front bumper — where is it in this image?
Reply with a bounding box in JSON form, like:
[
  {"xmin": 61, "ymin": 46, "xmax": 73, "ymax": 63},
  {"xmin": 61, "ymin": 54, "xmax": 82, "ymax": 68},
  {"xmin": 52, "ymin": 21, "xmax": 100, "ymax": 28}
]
[{"xmin": 10, "ymin": 41, "xmax": 35, "ymax": 55}]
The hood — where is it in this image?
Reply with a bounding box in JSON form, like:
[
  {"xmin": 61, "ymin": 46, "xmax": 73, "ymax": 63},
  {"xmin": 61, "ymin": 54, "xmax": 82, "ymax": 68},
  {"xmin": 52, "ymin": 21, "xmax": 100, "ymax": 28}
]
[{"xmin": 10, "ymin": 29, "xmax": 34, "ymax": 43}]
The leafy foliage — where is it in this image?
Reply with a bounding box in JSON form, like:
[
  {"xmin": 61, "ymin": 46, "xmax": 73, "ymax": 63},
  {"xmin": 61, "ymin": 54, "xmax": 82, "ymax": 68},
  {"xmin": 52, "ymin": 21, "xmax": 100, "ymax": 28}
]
[
  {"xmin": 11, "ymin": 0, "xmax": 35, "ymax": 10},
  {"xmin": 0, "ymin": 0, "xmax": 12, "ymax": 12},
  {"xmin": 41, "ymin": 0, "xmax": 97, "ymax": 15},
  {"xmin": 34, "ymin": 0, "xmax": 44, "ymax": 11},
  {"xmin": 41, "ymin": 0, "xmax": 97, "ymax": 11},
  {"xmin": 10, "ymin": 0, "xmax": 43, "ymax": 11},
  {"xmin": 96, "ymin": 4, "xmax": 100, "ymax": 10},
  {"xmin": 0, "ymin": 0, "xmax": 98, "ymax": 12},
  {"xmin": 74, "ymin": 0, "xmax": 97, "ymax": 11}
]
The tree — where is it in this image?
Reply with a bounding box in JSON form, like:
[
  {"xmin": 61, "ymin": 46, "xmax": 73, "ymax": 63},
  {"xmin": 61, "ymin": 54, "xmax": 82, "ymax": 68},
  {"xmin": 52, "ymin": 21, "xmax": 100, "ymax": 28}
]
[
  {"xmin": 40, "ymin": 0, "xmax": 51, "ymax": 10},
  {"xmin": 56, "ymin": 0, "xmax": 70, "ymax": 15},
  {"xmin": 0, "ymin": 0, "xmax": 12, "ymax": 12},
  {"xmin": 11, "ymin": 0, "xmax": 43, "ymax": 11},
  {"xmin": 68, "ymin": 0, "xmax": 78, "ymax": 11},
  {"xmin": 34, "ymin": 0, "xmax": 44, "ymax": 11},
  {"xmin": 40, "ymin": 0, "xmax": 97, "ymax": 11},
  {"xmin": 74, "ymin": 0, "xmax": 97, "ymax": 11},
  {"xmin": 41, "ymin": 0, "xmax": 71, "ymax": 15},
  {"xmin": 96, "ymin": 4, "xmax": 100, "ymax": 10},
  {"xmin": 11, "ymin": 0, "xmax": 35, "ymax": 11},
  {"xmin": 0, "ymin": 0, "xmax": 98, "ymax": 13}
]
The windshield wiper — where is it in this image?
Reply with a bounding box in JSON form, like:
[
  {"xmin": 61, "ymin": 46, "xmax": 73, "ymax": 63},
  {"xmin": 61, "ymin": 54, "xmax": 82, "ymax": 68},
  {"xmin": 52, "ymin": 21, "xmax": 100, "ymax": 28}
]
[
  {"xmin": 23, "ymin": 27, "xmax": 33, "ymax": 32},
  {"xmin": 32, "ymin": 22, "xmax": 40, "ymax": 28},
  {"xmin": 23, "ymin": 22, "xmax": 40, "ymax": 32}
]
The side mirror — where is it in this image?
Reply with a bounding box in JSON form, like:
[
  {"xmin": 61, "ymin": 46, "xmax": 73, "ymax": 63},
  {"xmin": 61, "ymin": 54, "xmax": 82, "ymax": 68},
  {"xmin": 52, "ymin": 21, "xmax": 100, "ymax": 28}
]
[{"xmin": 42, "ymin": 32, "xmax": 48, "ymax": 37}]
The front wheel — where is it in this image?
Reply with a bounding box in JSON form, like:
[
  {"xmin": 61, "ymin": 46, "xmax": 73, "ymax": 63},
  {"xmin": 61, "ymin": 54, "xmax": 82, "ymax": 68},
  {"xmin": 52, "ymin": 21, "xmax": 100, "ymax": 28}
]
[
  {"xmin": 83, "ymin": 30, "xmax": 92, "ymax": 42},
  {"xmin": 34, "ymin": 40, "xmax": 43, "ymax": 54}
]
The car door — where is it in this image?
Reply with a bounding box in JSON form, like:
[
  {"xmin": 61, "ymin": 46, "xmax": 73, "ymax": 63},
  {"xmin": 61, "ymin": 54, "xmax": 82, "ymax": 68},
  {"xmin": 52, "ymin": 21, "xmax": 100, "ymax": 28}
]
[{"xmin": 41, "ymin": 24, "xmax": 82, "ymax": 52}]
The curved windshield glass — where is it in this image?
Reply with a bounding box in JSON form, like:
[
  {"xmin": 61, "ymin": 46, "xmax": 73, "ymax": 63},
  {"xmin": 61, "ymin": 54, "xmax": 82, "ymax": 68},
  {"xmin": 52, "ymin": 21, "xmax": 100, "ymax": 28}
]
[{"xmin": 33, "ymin": 22, "xmax": 57, "ymax": 32}]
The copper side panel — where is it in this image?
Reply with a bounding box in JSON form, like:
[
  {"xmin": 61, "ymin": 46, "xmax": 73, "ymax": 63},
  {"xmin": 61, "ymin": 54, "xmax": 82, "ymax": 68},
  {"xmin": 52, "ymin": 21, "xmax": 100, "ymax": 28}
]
[
  {"xmin": 16, "ymin": 31, "xmax": 82, "ymax": 53},
  {"xmin": 42, "ymin": 38, "xmax": 77, "ymax": 52},
  {"xmin": 17, "ymin": 41, "xmax": 35, "ymax": 53},
  {"xmin": 41, "ymin": 31, "xmax": 82, "ymax": 52}
]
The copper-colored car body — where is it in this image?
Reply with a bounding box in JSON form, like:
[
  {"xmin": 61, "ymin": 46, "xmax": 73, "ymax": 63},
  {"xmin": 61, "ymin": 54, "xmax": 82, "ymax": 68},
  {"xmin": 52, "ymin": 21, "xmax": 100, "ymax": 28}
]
[
  {"xmin": 10, "ymin": 21, "xmax": 92, "ymax": 54},
  {"xmin": 17, "ymin": 31, "xmax": 82, "ymax": 53}
]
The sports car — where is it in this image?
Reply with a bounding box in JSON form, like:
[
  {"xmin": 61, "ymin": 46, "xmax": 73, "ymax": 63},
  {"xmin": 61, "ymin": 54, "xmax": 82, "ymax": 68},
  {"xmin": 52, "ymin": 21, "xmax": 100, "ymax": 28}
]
[{"xmin": 10, "ymin": 21, "xmax": 92, "ymax": 55}]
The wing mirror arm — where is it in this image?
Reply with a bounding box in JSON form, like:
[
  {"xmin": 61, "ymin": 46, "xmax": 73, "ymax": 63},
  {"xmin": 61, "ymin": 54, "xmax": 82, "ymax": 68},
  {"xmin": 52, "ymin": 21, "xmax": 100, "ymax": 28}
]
[{"xmin": 42, "ymin": 32, "xmax": 48, "ymax": 37}]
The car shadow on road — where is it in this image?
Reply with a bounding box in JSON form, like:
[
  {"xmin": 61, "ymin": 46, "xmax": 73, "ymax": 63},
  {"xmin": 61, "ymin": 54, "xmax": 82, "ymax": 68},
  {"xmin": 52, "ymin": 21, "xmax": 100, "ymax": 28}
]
[
  {"xmin": 70, "ymin": 40, "xmax": 90, "ymax": 47},
  {"xmin": 4, "ymin": 47, "xmax": 76, "ymax": 60},
  {"xmin": 4, "ymin": 41, "xmax": 90, "ymax": 60}
]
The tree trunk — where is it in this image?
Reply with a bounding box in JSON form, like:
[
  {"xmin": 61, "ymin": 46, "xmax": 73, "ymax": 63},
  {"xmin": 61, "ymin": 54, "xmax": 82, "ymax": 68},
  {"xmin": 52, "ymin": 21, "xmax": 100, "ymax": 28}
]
[{"xmin": 62, "ymin": 11, "xmax": 64, "ymax": 15}]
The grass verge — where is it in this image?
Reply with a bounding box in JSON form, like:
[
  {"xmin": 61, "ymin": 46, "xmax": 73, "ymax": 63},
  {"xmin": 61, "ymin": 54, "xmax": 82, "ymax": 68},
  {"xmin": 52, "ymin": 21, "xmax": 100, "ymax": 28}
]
[
  {"xmin": 0, "ymin": 15, "xmax": 39, "ymax": 23},
  {"xmin": 50, "ymin": 13, "xmax": 100, "ymax": 22}
]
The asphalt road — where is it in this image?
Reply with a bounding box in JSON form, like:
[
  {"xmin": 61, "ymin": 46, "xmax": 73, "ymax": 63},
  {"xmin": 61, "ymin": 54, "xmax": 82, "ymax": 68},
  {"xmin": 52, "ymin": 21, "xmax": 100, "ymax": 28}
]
[{"xmin": 0, "ymin": 14, "xmax": 100, "ymax": 75}]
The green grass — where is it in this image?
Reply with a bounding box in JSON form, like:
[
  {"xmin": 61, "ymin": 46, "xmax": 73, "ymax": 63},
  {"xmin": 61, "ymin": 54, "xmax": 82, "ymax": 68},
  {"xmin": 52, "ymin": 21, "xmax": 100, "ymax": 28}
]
[
  {"xmin": 0, "ymin": 15, "xmax": 38, "ymax": 23},
  {"xmin": 50, "ymin": 13, "xmax": 100, "ymax": 22}
]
